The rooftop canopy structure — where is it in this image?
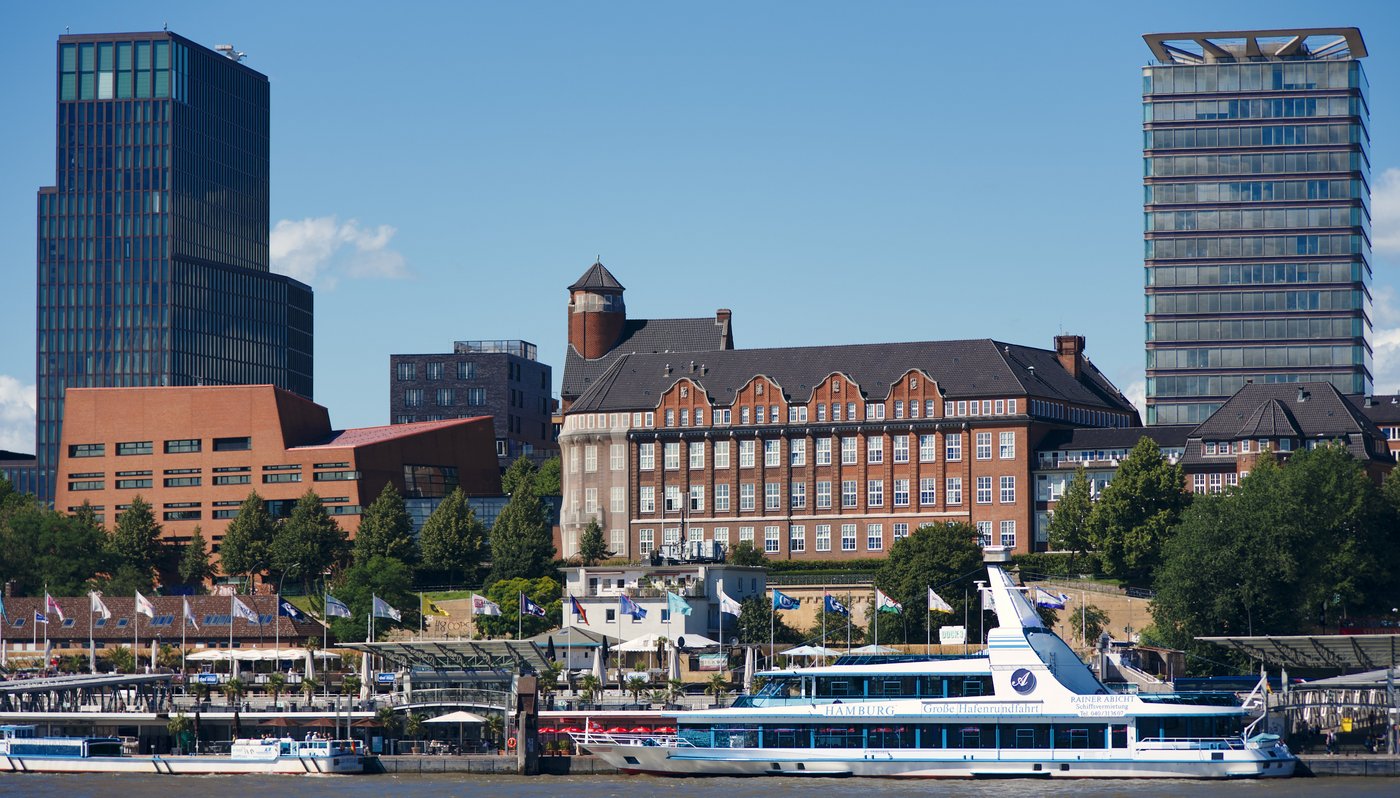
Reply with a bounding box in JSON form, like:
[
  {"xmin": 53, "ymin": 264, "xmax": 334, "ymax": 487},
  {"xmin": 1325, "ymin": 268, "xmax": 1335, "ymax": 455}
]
[
  {"xmin": 1199, "ymin": 634, "xmax": 1400, "ymax": 671},
  {"xmin": 1144, "ymin": 28, "xmax": 1367, "ymax": 65}
]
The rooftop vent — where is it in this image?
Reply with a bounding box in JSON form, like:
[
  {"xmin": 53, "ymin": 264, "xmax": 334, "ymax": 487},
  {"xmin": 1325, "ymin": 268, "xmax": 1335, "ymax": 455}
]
[
  {"xmin": 214, "ymin": 44, "xmax": 247, "ymax": 62},
  {"xmin": 1297, "ymin": 387, "xmax": 1310, "ymax": 403}
]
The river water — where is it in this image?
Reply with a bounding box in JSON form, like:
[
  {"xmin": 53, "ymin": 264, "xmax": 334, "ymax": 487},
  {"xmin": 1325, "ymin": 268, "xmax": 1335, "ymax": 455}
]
[{"xmin": 2, "ymin": 774, "xmax": 1398, "ymax": 798}]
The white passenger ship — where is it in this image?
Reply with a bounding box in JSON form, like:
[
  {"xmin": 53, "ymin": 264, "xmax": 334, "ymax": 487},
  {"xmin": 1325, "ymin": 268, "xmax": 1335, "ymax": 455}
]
[{"xmin": 576, "ymin": 566, "xmax": 1295, "ymax": 779}]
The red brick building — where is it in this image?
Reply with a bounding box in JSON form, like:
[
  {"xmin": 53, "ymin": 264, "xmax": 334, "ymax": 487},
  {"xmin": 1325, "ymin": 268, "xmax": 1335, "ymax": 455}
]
[{"xmin": 54, "ymin": 385, "xmax": 501, "ymax": 558}]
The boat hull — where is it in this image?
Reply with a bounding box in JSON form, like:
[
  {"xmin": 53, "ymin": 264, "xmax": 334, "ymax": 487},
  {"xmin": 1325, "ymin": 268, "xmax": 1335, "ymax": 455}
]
[
  {"xmin": 0, "ymin": 753, "xmax": 369, "ymax": 775},
  {"xmin": 584, "ymin": 744, "xmax": 1296, "ymax": 779}
]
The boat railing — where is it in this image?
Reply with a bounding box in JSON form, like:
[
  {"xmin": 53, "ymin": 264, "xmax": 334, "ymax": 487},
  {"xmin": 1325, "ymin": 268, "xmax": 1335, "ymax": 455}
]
[
  {"xmin": 571, "ymin": 731, "xmax": 693, "ymax": 749},
  {"xmin": 1135, "ymin": 736, "xmax": 1245, "ymax": 751}
]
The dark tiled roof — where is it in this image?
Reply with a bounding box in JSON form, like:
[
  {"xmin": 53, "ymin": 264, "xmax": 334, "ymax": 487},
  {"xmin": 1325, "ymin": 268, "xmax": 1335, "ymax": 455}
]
[
  {"xmin": 1350, "ymin": 395, "xmax": 1400, "ymax": 425},
  {"xmin": 1036, "ymin": 425, "xmax": 1193, "ymax": 453},
  {"xmin": 1236, "ymin": 399, "xmax": 1301, "ymax": 438},
  {"xmin": 562, "ymin": 317, "xmax": 733, "ymax": 400},
  {"xmin": 568, "ymin": 261, "xmax": 624, "ymax": 292},
  {"xmin": 1182, "ymin": 382, "xmax": 1391, "ymax": 466},
  {"xmin": 569, "ymin": 338, "xmax": 1139, "ymax": 415},
  {"xmin": 2, "ymin": 595, "xmax": 324, "ymax": 643}
]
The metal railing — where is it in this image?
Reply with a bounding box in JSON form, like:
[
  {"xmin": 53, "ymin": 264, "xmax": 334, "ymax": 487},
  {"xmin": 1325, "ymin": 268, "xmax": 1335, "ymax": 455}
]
[{"xmin": 571, "ymin": 731, "xmax": 693, "ymax": 749}]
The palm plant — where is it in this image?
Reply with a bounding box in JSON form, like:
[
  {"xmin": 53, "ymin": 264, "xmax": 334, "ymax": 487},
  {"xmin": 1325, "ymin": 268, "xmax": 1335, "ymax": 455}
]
[
  {"xmin": 267, "ymin": 672, "xmax": 287, "ymax": 706},
  {"xmin": 706, "ymin": 672, "xmax": 729, "ymax": 705},
  {"xmin": 341, "ymin": 673, "xmax": 361, "ymax": 697},
  {"xmin": 223, "ymin": 677, "xmax": 247, "ymax": 707},
  {"xmin": 578, "ymin": 673, "xmax": 602, "ymax": 705},
  {"xmin": 625, "ymin": 675, "xmax": 650, "ymax": 703},
  {"xmin": 482, "ymin": 713, "xmax": 505, "ymax": 751},
  {"xmin": 300, "ymin": 677, "xmax": 320, "ymax": 702}
]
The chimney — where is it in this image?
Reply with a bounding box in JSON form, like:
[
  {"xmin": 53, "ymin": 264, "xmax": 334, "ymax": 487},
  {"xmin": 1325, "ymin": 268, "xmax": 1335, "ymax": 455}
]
[
  {"xmin": 716, "ymin": 308, "xmax": 731, "ymax": 326},
  {"xmin": 1365, "ymin": 396, "xmax": 1374, "ymax": 408},
  {"xmin": 1296, "ymin": 387, "xmax": 1309, "ymax": 403},
  {"xmin": 1055, "ymin": 334, "xmax": 1086, "ymax": 380}
]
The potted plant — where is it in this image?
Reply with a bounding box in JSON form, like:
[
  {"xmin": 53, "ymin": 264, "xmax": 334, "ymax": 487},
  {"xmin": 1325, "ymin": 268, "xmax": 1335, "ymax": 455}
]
[
  {"xmin": 223, "ymin": 677, "xmax": 246, "ymax": 708},
  {"xmin": 483, "ymin": 713, "xmax": 504, "ymax": 754},
  {"xmin": 341, "ymin": 673, "xmax": 361, "ymax": 699},
  {"xmin": 166, "ymin": 712, "xmax": 192, "ymax": 754},
  {"xmin": 403, "ymin": 713, "xmax": 424, "ymax": 754},
  {"xmin": 578, "ymin": 674, "xmax": 601, "ymax": 707},
  {"xmin": 267, "ymin": 672, "xmax": 287, "ymax": 709},
  {"xmin": 706, "ymin": 672, "xmax": 728, "ymax": 707},
  {"xmin": 300, "ymin": 677, "xmax": 320, "ymax": 708},
  {"xmin": 192, "ymin": 682, "xmax": 211, "ymax": 710}
]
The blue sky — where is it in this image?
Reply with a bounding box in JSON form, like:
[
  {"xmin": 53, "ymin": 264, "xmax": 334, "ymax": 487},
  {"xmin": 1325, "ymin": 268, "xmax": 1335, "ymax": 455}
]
[{"xmin": 3, "ymin": 1, "xmax": 1400, "ymax": 449}]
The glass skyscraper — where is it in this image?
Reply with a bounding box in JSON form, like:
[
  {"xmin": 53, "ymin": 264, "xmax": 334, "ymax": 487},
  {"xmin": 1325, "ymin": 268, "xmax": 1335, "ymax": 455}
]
[
  {"xmin": 1142, "ymin": 29, "xmax": 1371, "ymax": 425},
  {"xmin": 35, "ymin": 32, "xmax": 313, "ymax": 500}
]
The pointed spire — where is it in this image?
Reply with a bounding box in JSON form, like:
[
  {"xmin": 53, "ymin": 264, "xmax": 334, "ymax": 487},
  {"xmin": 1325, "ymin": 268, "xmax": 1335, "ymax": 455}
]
[{"xmin": 569, "ymin": 260, "xmax": 625, "ymax": 292}]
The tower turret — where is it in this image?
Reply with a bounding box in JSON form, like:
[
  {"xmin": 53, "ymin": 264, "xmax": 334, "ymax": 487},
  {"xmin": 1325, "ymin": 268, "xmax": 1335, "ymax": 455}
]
[{"xmin": 568, "ymin": 261, "xmax": 626, "ymax": 360}]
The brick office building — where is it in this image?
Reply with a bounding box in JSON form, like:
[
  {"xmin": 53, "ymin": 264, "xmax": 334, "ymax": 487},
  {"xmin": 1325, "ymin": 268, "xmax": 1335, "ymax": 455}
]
[
  {"xmin": 558, "ymin": 327, "xmax": 1140, "ymax": 560},
  {"xmin": 54, "ymin": 385, "xmax": 501, "ymax": 559}
]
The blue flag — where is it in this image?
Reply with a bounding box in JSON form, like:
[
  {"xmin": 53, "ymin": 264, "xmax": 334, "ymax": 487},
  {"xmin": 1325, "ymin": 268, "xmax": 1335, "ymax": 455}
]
[
  {"xmin": 34, "ymin": 610, "xmax": 47, "ymax": 624},
  {"xmin": 619, "ymin": 593, "xmax": 647, "ymax": 620},
  {"xmin": 666, "ymin": 591, "xmax": 693, "ymax": 617},
  {"xmin": 772, "ymin": 589, "xmax": 800, "ymax": 611},
  {"xmin": 521, "ymin": 593, "xmax": 548, "ymax": 618},
  {"xmin": 278, "ymin": 598, "xmax": 307, "ymax": 621},
  {"xmin": 324, "ymin": 594, "xmax": 352, "ymax": 618},
  {"xmin": 824, "ymin": 594, "xmax": 849, "ymax": 616}
]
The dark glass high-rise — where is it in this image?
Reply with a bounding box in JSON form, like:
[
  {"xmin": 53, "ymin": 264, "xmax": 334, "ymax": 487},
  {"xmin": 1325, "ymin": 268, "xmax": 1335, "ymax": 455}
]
[{"xmin": 35, "ymin": 32, "xmax": 313, "ymax": 500}]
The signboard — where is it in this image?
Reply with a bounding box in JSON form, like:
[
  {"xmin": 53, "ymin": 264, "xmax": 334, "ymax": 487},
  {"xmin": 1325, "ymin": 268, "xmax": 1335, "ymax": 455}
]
[
  {"xmin": 376, "ymin": 672, "xmax": 396, "ymax": 685},
  {"xmin": 821, "ymin": 701, "xmax": 1042, "ymax": 717},
  {"xmin": 938, "ymin": 626, "xmax": 967, "ymax": 646},
  {"xmin": 1069, "ymin": 694, "xmax": 1135, "ymax": 717},
  {"xmin": 697, "ymin": 653, "xmax": 727, "ymax": 671},
  {"xmin": 196, "ymin": 673, "xmax": 220, "ymax": 685}
]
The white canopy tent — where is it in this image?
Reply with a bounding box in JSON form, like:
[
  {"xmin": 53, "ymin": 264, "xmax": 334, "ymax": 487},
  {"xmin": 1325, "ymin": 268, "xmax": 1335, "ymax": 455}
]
[
  {"xmin": 187, "ymin": 648, "xmax": 342, "ymax": 662},
  {"xmin": 848, "ymin": 644, "xmax": 900, "ymax": 654},
  {"xmin": 424, "ymin": 711, "xmax": 487, "ymax": 724},
  {"xmin": 780, "ymin": 645, "xmax": 842, "ymax": 658},
  {"xmin": 615, "ymin": 632, "xmax": 720, "ymax": 652}
]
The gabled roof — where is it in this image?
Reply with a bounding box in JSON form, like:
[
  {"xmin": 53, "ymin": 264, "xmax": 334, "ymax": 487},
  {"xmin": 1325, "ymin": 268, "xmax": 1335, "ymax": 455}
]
[
  {"xmin": 568, "ymin": 261, "xmax": 624, "ymax": 292},
  {"xmin": 1183, "ymin": 382, "xmax": 1392, "ymax": 467},
  {"xmin": 1235, "ymin": 399, "xmax": 1301, "ymax": 439},
  {"xmin": 562, "ymin": 317, "xmax": 734, "ymax": 399},
  {"xmin": 568, "ymin": 338, "xmax": 1138, "ymax": 416}
]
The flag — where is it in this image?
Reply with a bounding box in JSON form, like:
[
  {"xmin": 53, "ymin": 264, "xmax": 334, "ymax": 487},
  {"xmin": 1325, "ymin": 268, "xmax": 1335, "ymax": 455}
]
[
  {"xmin": 34, "ymin": 610, "xmax": 48, "ymax": 625},
  {"xmin": 521, "ymin": 593, "xmax": 548, "ymax": 618},
  {"xmin": 324, "ymin": 594, "xmax": 352, "ymax": 618},
  {"xmin": 771, "ymin": 589, "xmax": 800, "ymax": 611},
  {"xmin": 422, "ymin": 596, "xmax": 450, "ymax": 617},
  {"xmin": 876, "ymin": 588, "xmax": 903, "ymax": 613},
  {"xmin": 666, "ymin": 591, "xmax": 693, "ymax": 617},
  {"xmin": 471, "ymin": 594, "xmax": 502, "ymax": 616},
  {"xmin": 927, "ymin": 588, "xmax": 953, "ymax": 613},
  {"xmin": 569, "ymin": 595, "xmax": 590, "ymax": 625},
  {"xmin": 89, "ymin": 591, "xmax": 112, "ymax": 620},
  {"xmin": 46, "ymin": 593, "xmax": 66, "ymax": 623},
  {"xmin": 232, "ymin": 596, "xmax": 260, "ymax": 624},
  {"xmin": 183, "ymin": 597, "xmax": 199, "ymax": 630},
  {"xmin": 718, "ymin": 589, "xmax": 742, "ymax": 617},
  {"xmin": 371, "ymin": 595, "xmax": 402, "ymax": 622},
  {"xmin": 278, "ymin": 598, "xmax": 307, "ymax": 621},
  {"xmin": 1033, "ymin": 587, "xmax": 1067, "ymax": 610},
  {"xmin": 824, "ymin": 593, "xmax": 850, "ymax": 616},
  {"xmin": 134, "ymin": 591, "xmax": 156, "ymax": 619},
  {"xmin": 618, "ymin": 593, "xmax": 647, "ymax": 620}
]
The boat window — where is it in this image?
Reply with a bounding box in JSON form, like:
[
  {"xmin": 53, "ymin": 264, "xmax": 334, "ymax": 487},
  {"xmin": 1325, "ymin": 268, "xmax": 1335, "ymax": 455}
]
[
  {"xmin": 948, "ymin": 723, "xmax": 995, "ymax": 749},
  {"xmin": 1056, "ymin": 726, "xmax": 1094, "ymax": 749},
  {"xmin": 1004, "ymin": 724, "xmax": 1052, "ymax": 748}
]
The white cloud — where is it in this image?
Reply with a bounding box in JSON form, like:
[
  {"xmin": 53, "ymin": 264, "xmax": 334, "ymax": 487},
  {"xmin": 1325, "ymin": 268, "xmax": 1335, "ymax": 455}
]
[
  {"xmin": 1371, "ymin": 286, "xmax": 1400, "ymax": 394},
  {"xmin": 1374, "ymin": 168, "xmax": 1400, "ymax": 255},
  {"xmin": 1121, "ymin": 379, "xmax": 1146, "ymax": 417},
  {"xmin": 269, "ymin": 216, "xmax": 408, "ymax": 288},
  {"xmin": 0, "ymin": 375, "xmax": 36, "ymax": 453}
]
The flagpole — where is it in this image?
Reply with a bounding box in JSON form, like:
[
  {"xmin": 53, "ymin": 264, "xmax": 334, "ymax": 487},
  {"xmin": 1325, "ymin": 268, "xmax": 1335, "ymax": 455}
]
[
  {"xmin": 229, "ymin": 590, "xmax": 234, "ymax": 676},
  {"xmin": 181, "ymin": 600, "xmax": 187, "ymax": 684},
  {"xmin": 323, "ymin": 591, "xmax": 329, "ymax": 698},
  {"xmin": 926, "ymin": 589, "xmax": 931, "ymax": 657},
  {"xmin": 275, "ymin": 589, "xmax": 281, "ymax": 683},
  {"xmin": 132, "ymin": 592, "xmax": 138, "ymax": 672},
  {"xmin": 518, "ymin": 593, "xmax": 523, "ymax": 641},
  {"xmin": 821, "ymin": 589, "xmax": 827, "ymax": 651},
  {"xmin": 873, "ymin": 588, "xmax": 878, "ymax": 649},
  {"xmin": 419, "ymin": 592, "xmax": 424, "ymax": 640},
  {"xmin": 845, "ymin": 593, "xmax": 850, "ymax": 653},
  {"xmin": 89, "ymin": 596, "xmax": 96, "ymax": 674}
]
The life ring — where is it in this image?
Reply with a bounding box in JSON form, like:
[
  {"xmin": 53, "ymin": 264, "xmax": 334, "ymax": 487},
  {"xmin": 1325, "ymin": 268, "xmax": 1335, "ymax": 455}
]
[{"xmin": 507, "ymin": 736, "xmax": 517, "ymax": 750}]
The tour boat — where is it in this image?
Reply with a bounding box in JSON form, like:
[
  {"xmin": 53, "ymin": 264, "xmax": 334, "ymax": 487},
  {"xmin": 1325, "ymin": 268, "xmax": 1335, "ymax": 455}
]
[
  {"xmin": 574, "ymin": 566, "xmax": 1295, "ymax": 779},
  {"xmin": 0, "ymin": 725, "xmax": 370, "ymax": 774}
]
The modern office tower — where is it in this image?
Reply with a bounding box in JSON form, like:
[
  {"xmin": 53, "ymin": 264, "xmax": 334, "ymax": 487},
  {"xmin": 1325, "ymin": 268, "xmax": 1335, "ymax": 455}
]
[
  {"xmin": 35, "ymin": 32, "xmax": 313, "ymax": 500},
  {"xmin": 1142, "ymin": 29, "xmax": 1372, "ymax": 425}
]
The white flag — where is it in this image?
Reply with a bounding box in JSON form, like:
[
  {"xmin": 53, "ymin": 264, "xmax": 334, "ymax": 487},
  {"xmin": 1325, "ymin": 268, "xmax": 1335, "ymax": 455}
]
[
  {"xmin": 927, "ymin": 587, "xmax": 953, "ymax": 614},
  {"xmin": 46, "ymin": 593, "xmax": 66, "ymax": 623},
  {"xmin": 183, "ymin": 597, "xmax": 199, "ymax": 630},
  {"xmin": 718, "ymin": 589, "xmax": 742, "ymax": 617},
  {"xmin": 470, "ymin": 594, "xmax": 502, "ymax": 616},
  {"xmin": 134, "ymin": 591, "xmax": 156, "ymax": 619},
  {"xmin": 232, "ymin": 596, "xmax": 260, "ymax": 624},
  {"xmin": 89, "ymin": 591, "xmax": 112, "ymax": 620}
]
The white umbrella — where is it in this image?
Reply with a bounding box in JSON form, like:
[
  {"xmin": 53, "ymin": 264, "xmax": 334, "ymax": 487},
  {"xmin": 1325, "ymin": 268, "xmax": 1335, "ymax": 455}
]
[
  {"xmin": 742, "ymin": 646, "xmax": 755, "ymax": 694},
  {"xmin": 591, "ymin": 645, "xmax": 605, "ymax": 683},
  {"xmin": 150, "ymin": 639, "xmax": 158, "ymax": 672},
  {"xmin": 304, "ymin": 649, "xmax": 315, "ymax": 680},
  {"xmin": 425, "ymin": 711, "xmax": 487, "ymax": 724},
  {"xmin": 671, "ymin": 632, "xmax": 721, "ymax": 649},
  {"xmin": 849, "ymin": 644, "xmax": 900, "ymax": 654},
  {"xmin": 780, "ymin": 645, "xmax": 841, "ymax": 657},
  {"xmin": 615, "ymin": 634, "xmax": 666, "ymax": 653},
  {"xmin": 667, "ymin": 644, "xmax": 681, "ymax": 682}
]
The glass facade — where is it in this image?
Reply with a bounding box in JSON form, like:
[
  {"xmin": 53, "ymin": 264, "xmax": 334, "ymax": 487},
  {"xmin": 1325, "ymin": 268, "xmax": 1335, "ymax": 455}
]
[
  {"xmin": 1143, "ymin": 47, "xmax": 1372, "ymax": 425},
  {"xmin": 36, "ymin": 32, "xmax": 313, "ymax": 499}
]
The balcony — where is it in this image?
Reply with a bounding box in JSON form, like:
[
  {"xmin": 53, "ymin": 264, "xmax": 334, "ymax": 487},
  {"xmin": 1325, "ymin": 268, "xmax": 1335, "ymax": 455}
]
[{"xmin": 454, "ymin": 340, "xmax": 537, "ymax": 360}]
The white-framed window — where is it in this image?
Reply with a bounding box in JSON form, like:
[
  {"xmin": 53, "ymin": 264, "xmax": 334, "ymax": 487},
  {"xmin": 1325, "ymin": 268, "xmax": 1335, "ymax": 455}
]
[
  {"xmin": 764, "ymin": 439, "xmax": 781, "ymax": 467},
  {"xmin": 664, "ymin": 485, "xmax": 681, "ymax": 512},
  {"xmin": 1209, "ymin": 473, "xmax": 1222, "ymax": 493},
  {"xmin": 714, "ymin": 483, "xmax": 731, "ymax": 511},
  {"xmin": 841, "ymin": 437, "xmax": 858, "ymax": 465},
  {"xmin": 714, "ymin": 527, "xmax": 730, "ymax": 546},
  {"xmin": 1000, "ymin": 432, "xmax": 1015, "ymax": 459},
  {"xmin": 893, "ymin": 478, "xmax": 909, "ymax": 507},
  {"xmin": 610, "ymin": 444, "xmax": 625, "ymax": 471},
  {"xmin": 956, "ymin": 401, "xmax": 967, "ymax": 416},
  {"xmin": 740, "ymin": 440, "xmax": 756, "ymax": 468},
  {"xmin": 816, "ymin": 437, "xmax": 832, "ymax": 466},
  {"xmin": 665, "ymin": 409, "xmax": 675, "ymax": 427},
  {"xmin": 790, "ymin": 439, "xmax": 806, "ymax": 466},
  {"xmin": 584, "ymin": 445, "xmax": 598, "ymax": 472},
  {"xmin": 1000, "ymin": 520, "xmax": 1016, "ymax": 548},
  {"xmin": 663, "ymin": 442, "xmax": 680, "ymax": 470},
  {"xmin": 789, "ymin": 405, "xmax": 808, "ymax": 423},
  {"xmin": 1007, "ymin": 399, "xmax": 1017, "ymax": 414},
  {"xmin": 639, "ymin": 486, "xmax": 655, "ymax": 513},
  {"xmin": 789, "ymin": 525, "xmax": 806, "ymax": 552},
  {"xmin": 815, "ymin": 524, "xmax": 832, "ymax": 551},
  {"xmin": 976, "ymin": 521, "xmax": 993, "ymax": 547},
  {"xmin": 894, "ymin": 400, "xmax": 905, "ymax": 419},
  {"xmin": 764, "ymin": 526, "xmax": 781, "ymax": 553},
  {"xmin": 867, "ymin": 479, "xmax": 884, "ymax": 507},
  {"xmin": 946, "ymin": 433, "xmax": 962, "ymax": 461},
  {"xmin": 976, "ymin": 476, "xmax": 993, "ymax": 504},
  {"xmin": 639, "ymin": 443, "xmax": 655, "ymax": 470},
  {"xmin": 841, "ymin": 524, "xmax": 857, "ymax": 551},
  {"xmin": 790, "ymin": 481, "xmax": 806, "ymax": 509},
  {"xmin": 831, "ymin": 402, "xmax": 842, "ymax": 422},
  {"xmin": 841, "ymin": 480, "xmax": 858, "ymax": 508},
  {"xmin": 994, "ymin": 399, "xmax": 1004, "ymax": 415},
  {"xmin": 689, "ymin": 441, "xmax": 705, "ymax": 469},
  {"xmin": 946, "ymin": 477, "xmax": 963, "ymax": 504},
  {"xmin": 739, "ymin": 526, "xmax": 755, "ymax": 545},
  {"xmin": 866, "ymin": 523, "xmax": 884, "ymax": 551},
  {"xmin": 919, "ymin": 477, "xmax": 937, "ymax": 505},
  {"xmin": 740, "ymin": 483, "xmax": 755, "ymax": 511},
  {"xmin": 894, "ymin": 522, "xmax": 909, "ymax": 541},
  {"xmin": 570, "ymin": 446, "xmax": 580, "ymax": 473},
  {"xmin": 816, "ymin": 481, "xmax": 832, "ymax": 509},
  {"xmin": 892, "ymin": 435, "xmax": 909, "ymax": 463},
  {"xmin": 926, "ymin": 399, "xmax": 936, "ymax": 417},
  {"xmin": 755, "ymin": 406, "xmax": 765, "ymax": 424},
  {"xmin": 765, "ymin": 482, "xmax": 781, "ymax": 510},
  {"xmin": 611, "ymin": 486, "xmax": 625, "ymax": 513},
  {"xmin": 639, "ymin": 528, "xmax": 655, "ymax": 555},
  {"xmin": 867, "ymin": 437, "xmax": 884, "ymax": 464},
  {"xmin": 687, "ymin": 526, "xmax": 703, "ymax": 545},
  {"xmin": 714, "ymin": 440, "xmax": 731, "ymax": 468},
  {"xmin": 611, "ymin": 528, "xmax": 626, "ymax": 557},
  {"xmin": 975, "ymin": 432, "xmax": 992, "ymax": 460},
  {"xmin": 919, "ymin": 434, "xmax": 937, "ymax": 462},
  {"xmin": 664, "ymin": 526, "xmax": 682, "ymax": 546},
  {"xmin": 690, "ymin": 485, "xmax": 705, "ymax": 512},
  {"xmin": 1000, "ymin": 475, "xmax": 1016, "ymax": 504},
  {"xmin": 695, "ymin": 408, "xmax": 705, "ymax": 426},
  {"xmin": 584, "ymin": 488, "xmax": 598, "ymax": 513},
  {"xmin": 982, "ymin": 400, "xmax": 992, "ymax": 415},
  {"xmin": 740, "ymin": 407, "xmax": 751, "ymax": 425},
  {"xmin": 644, "ymin": 411, "xmax": 654, "ymax": 427}
]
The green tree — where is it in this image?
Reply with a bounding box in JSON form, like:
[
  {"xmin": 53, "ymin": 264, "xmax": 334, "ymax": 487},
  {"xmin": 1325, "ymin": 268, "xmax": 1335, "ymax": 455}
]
[
  {"xmin": 501, "ymin": 455, "xmax": 539, "ymax": 497},
  {"xmin": 71, "ymin": 500, "xmax": 105, "ymax": 534},
  {"xmin": 353, "ymin": 483, "xmax": 417, "ymax": 566},
  {"xmin": 267, "ymin": 672, "xmax": 288, "ymax": 705},
  {"xmin": 219, "ymin": 492, "xmax": 277, "ymax": 587},
  {"xmin": 873, "ymin": 522, "xmax": 984, "ymax": 646},
  {"xmin": 223, "ymin": 677, "xmax": 247, "ymax": 707},
  {"xmin": 578, "ymin": 674, "xmax": 602, "ymax": 704},
  {"xmin": 734, "ymin": 596, "xmax": 801, "ymax": 647},
  {"xmin": 535, "ymin": 456, "xmax": 562, "ymax": 496},
  {"xmin": 1047, "ymin": 466, "xmax": 1094, "ymax": 571},
  {"xmin": 177, "ymin": 527, "xmax": 215, "ymax": 589},
  {"xmin": 488, "ymin": 482, "xmax": 555, "ymax": 584},
  {"xmin": 625, "ymin": 675, "xmax": 650, "ymax": 703},
  {"xmin": 110, "ymin": 495, "xmax": 163, "ymax": 579},
  {"xmin": 269, "ymin": 490, "xmax": 348, "ymax": 591},
  {"xmin": 341, "ymin": 674, "xmax": 361, "ymax": 697},
  {"xmin": 727, "ymin": 540, "xmax": 767, "ymax": 567},
  {"xmin": 417, "ymin": 488, "xmax": 486, "ymax": 586},
  {"xmin": 473, "ymin": 576, "xmax": 562, "ymax": 639},
  {"xmin": 803, "ymin": 605, "xmax": 866, "ymax": 648},
  {"xmin": 327, "ymin": 555, "xmax": 416, "ymax": 642},
  {"xmin": 0, "ymin": 504, "xmax": 110, "ymax": 596},
  {"xmin": 1071, "ymin": 603, "xmax": 1111, "ymax": 648},
  {"xmin": 103, "ymin": 645, "xmax": 136, "ymax": 674},
  {"xmin": 1086, "ymin": 436, "xmax": 1190, "ymax": 585},
  {"xmin": 577, "ymin": 517, "xmax": 610, "ymax": 566},
  {"xmin": 706, "ymin": 672, "xmax": 729, "ymax": 704}
]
